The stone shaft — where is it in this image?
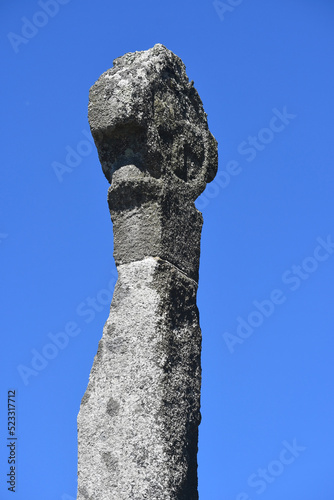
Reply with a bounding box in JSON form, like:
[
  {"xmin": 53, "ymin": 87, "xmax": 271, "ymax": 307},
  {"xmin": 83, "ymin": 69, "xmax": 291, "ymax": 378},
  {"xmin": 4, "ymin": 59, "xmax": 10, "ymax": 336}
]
[{"xmin": 77, "ymin": 44, "xmax": 218, "ymax": 500}]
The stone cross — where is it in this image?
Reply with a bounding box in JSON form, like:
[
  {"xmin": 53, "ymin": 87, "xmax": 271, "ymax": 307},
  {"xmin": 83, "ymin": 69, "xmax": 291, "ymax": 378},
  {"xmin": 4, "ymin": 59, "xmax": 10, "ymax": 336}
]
[{"xmin": 77, "ymin": 43, "xmax": 218, "ymax": 500}]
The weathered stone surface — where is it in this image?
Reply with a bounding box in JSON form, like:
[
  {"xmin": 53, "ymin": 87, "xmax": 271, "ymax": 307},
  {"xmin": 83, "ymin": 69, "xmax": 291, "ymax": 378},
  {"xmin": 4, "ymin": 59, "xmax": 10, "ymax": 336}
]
[{"xmin": 77, "ymin": 44, "xmax": 218, "ymax": 500}]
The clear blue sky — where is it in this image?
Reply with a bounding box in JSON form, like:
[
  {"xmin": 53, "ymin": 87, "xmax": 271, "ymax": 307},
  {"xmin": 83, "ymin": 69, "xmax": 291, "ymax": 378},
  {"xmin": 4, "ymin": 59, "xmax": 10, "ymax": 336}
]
[{"xmin": 1, "ymin": 1, "xmax": 334, "ymax": 499}]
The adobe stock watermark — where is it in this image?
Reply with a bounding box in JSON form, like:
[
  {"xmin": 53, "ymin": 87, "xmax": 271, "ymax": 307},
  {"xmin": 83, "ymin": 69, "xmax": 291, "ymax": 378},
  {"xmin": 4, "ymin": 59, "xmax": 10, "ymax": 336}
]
[
  {"xmin": 52, "ymin": 129, "xmax": 94, "ymax": 182},
  {"xmin": 17, "ymin": 269, "xmax": 118, "ymax": 386},
  {"xmin": 196, "ymin": 107, "xmax": 296, "ymax": 211},
  {"xmin": 213, "ymin": 0, "xmax": 244, "ymax": 22},
  {"xmin": 234, "ymin": 438, "xmax": 306, "ymax": 500},
  {"xmin": 223, "ymin": 235, "xmax": 334, "ymax": 354},
  {"xmin": 7, "ymin": 0, "xmax": 72, "ymax": 54},
  {"xmin": 0, "ymin": 233, "xmax": 9, "ymax": 243}
]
